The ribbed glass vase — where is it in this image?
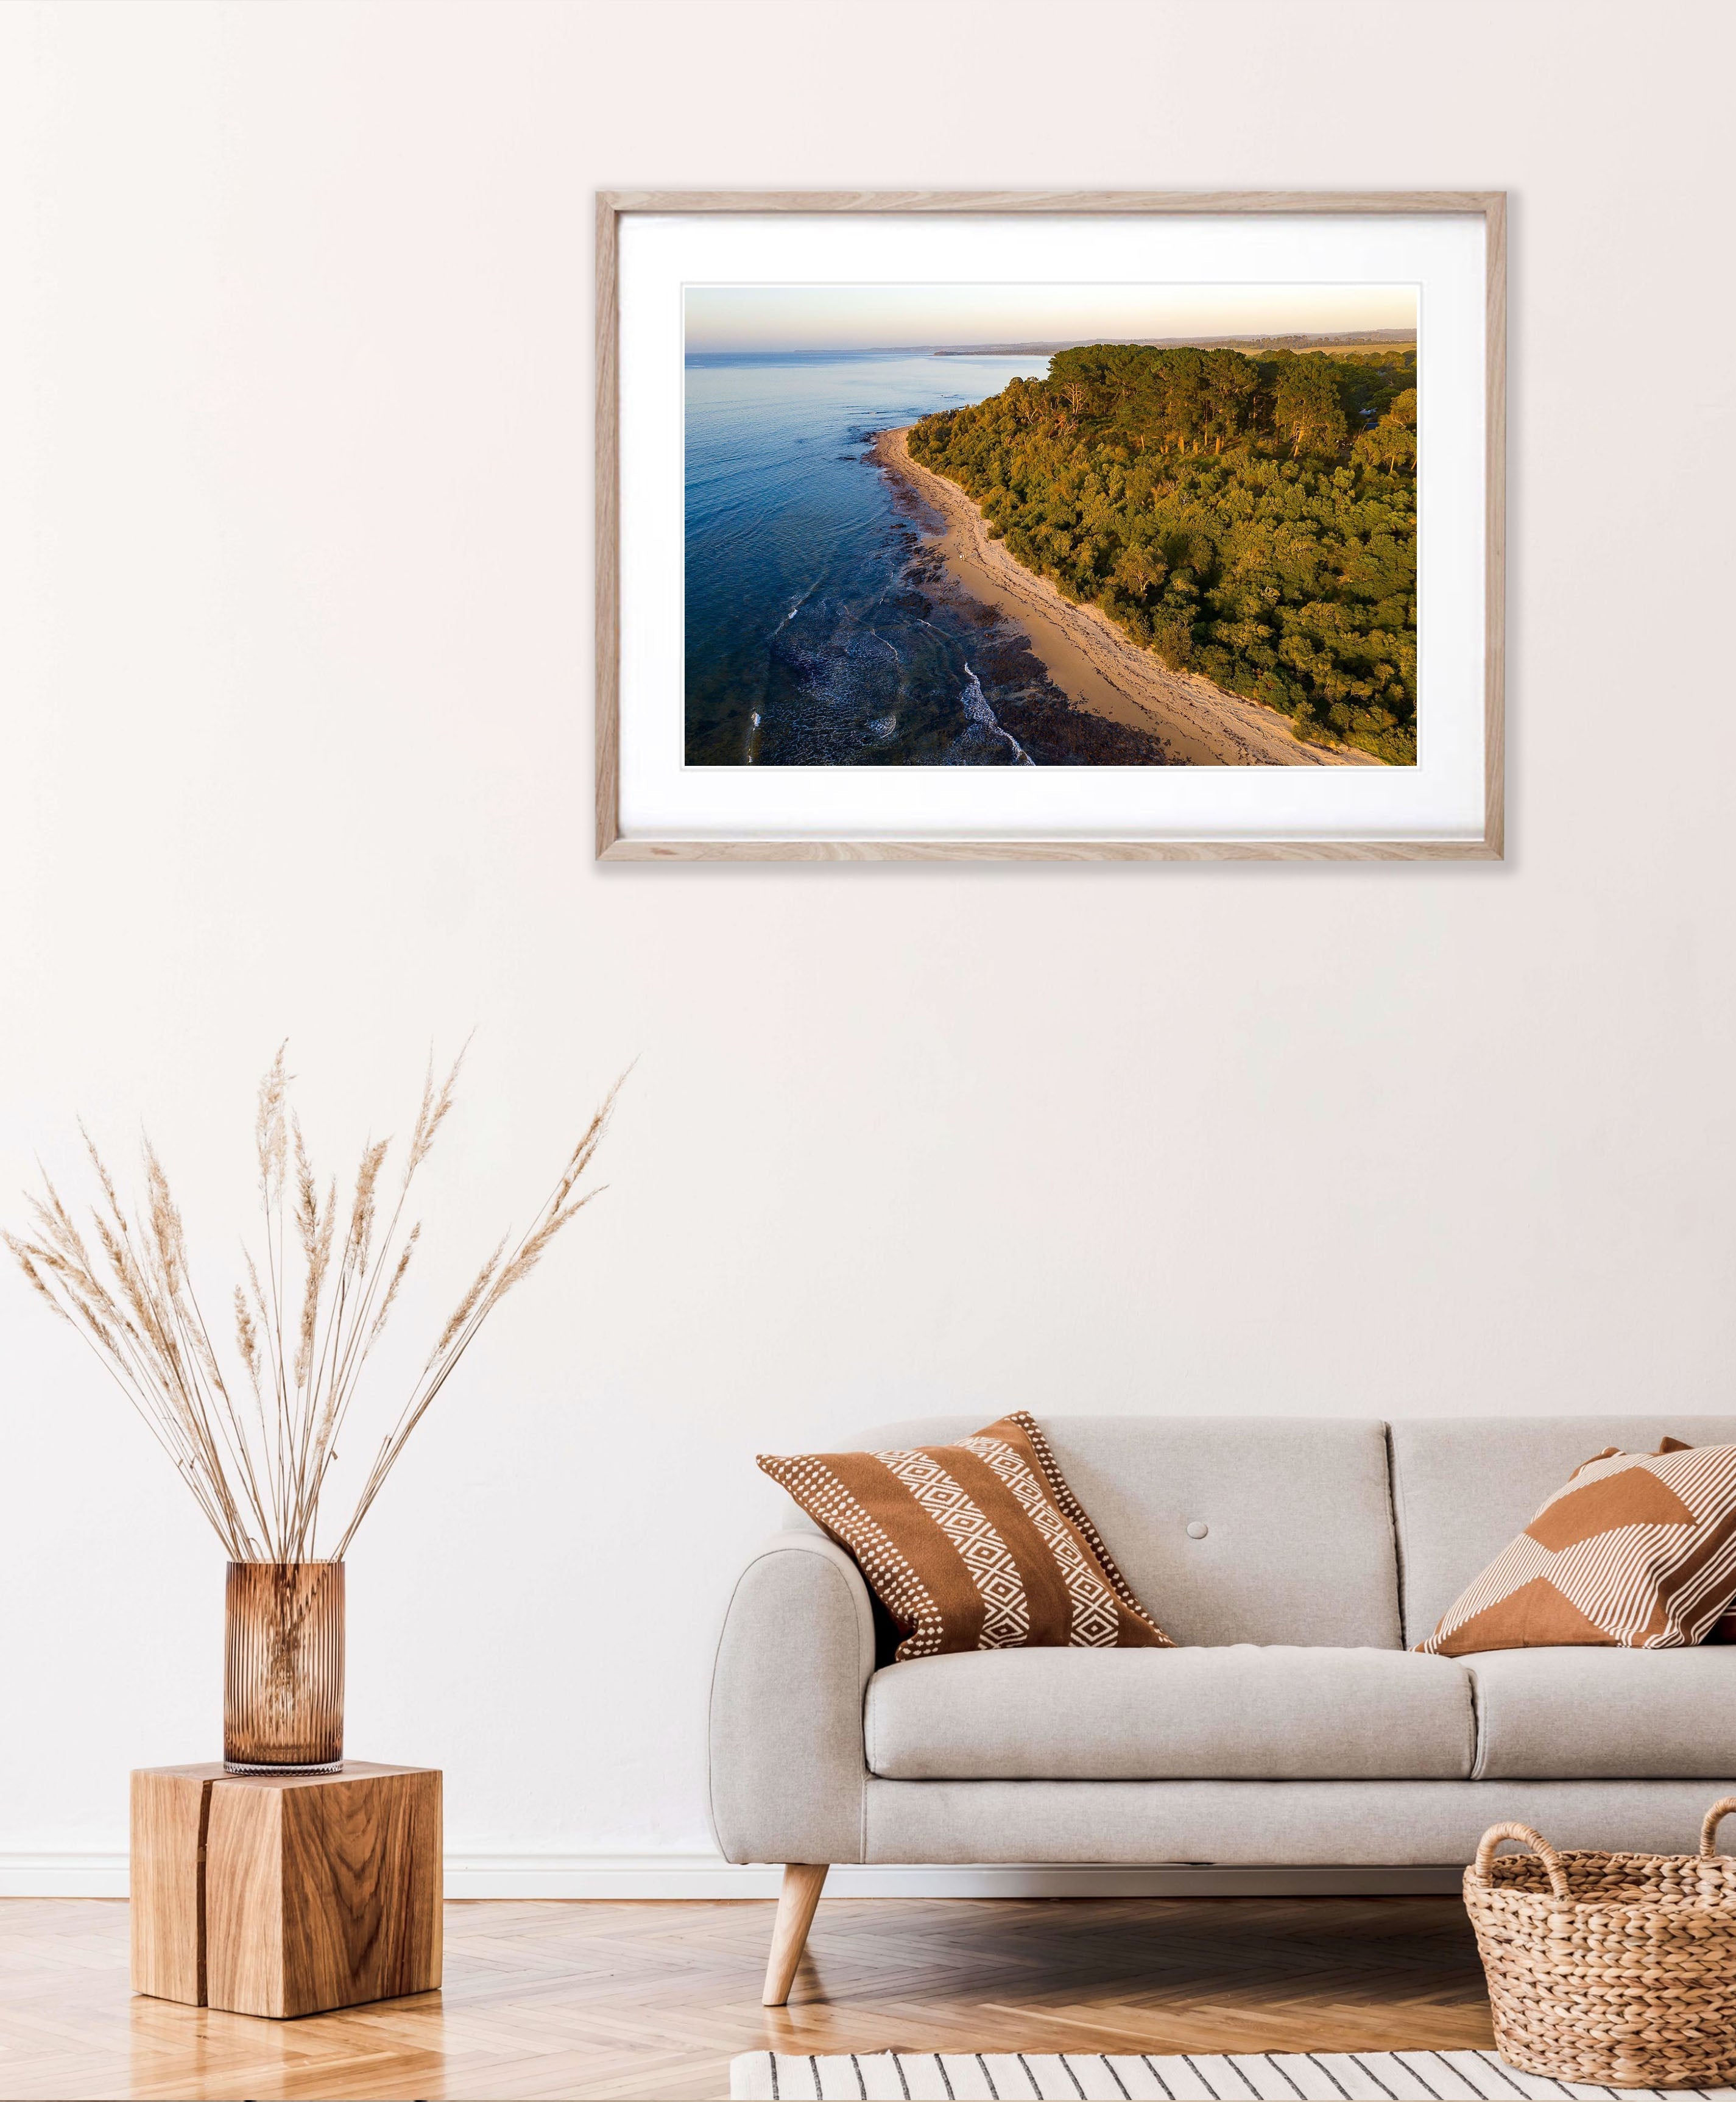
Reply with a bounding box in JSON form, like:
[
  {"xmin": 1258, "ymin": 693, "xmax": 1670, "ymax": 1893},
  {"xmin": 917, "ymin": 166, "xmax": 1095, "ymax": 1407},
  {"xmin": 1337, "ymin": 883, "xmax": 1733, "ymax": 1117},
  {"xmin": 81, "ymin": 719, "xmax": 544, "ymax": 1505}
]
[{"xmin": 223, "ymin": 1561, "xmax": 345, "ymax": 1773}]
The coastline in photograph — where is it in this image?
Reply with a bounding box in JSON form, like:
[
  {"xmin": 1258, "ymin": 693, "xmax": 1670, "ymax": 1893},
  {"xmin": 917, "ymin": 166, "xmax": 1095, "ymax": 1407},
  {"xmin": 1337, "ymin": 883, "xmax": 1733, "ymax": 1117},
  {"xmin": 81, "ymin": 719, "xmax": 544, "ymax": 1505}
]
[{"xmin": 685, "ymin": 285, "xmax": 1417, "ymax": 768}]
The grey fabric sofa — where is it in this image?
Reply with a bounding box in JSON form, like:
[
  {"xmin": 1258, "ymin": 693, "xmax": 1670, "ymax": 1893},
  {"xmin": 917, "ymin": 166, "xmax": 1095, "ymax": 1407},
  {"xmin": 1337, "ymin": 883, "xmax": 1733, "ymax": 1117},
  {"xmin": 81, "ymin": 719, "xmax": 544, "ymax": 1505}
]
[{"xmin": 710, "ymin": 1414, "xmax": 1736, "ymax": 2003}]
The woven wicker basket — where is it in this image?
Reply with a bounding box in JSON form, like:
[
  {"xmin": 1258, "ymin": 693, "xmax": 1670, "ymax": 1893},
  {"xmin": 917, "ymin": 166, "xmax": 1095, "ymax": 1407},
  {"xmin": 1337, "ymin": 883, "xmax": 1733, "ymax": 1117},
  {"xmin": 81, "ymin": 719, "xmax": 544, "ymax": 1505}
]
[{"xmin": 1466, "ymin": 1797, "xmax": 1736, "ymax": 2090}]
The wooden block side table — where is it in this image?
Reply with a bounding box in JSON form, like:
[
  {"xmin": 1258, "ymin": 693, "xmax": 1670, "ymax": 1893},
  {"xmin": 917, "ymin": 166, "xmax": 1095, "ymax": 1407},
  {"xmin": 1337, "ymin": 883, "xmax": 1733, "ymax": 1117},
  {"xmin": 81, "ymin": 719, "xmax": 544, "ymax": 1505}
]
[{"xmin": 131, "ymin": 1761, "xmax": 442, "ymax": 2019}]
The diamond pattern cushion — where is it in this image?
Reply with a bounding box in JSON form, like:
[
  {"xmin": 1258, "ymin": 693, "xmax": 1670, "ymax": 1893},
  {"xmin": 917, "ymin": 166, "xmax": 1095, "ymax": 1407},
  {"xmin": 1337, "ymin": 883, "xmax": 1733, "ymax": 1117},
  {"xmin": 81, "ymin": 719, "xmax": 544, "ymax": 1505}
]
[
  {"xmin": 1417, "ymin": 1438, "xmax": 1736, "ymax": 1655},
  {"xmin": 758, "ymin": 1410, "xmax": 1172, "ymax": 1661}
]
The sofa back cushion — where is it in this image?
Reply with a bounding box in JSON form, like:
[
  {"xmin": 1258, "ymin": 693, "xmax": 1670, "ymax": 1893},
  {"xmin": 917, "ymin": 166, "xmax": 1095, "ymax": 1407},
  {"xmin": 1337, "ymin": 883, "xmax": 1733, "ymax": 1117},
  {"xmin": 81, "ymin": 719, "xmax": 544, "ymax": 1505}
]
[
  {"xmin": 854, "ymin": 1415, "xmax": 1402, "ymax": 1647},
  {"xmin": 1391, "ymin": 1416, "xmax": 1736, "ymax": 1647}
]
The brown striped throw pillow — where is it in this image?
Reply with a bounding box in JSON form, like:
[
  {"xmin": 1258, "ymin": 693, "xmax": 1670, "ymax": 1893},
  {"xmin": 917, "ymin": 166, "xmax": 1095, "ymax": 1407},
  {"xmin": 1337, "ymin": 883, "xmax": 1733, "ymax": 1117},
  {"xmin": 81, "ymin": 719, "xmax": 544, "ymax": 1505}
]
[
  {"xmin": 1417, "ymin": 1436, "xmax": 1736, "ymax": 1655},
  {"xmin": 758, "ymin": 1410, "xmax": 1172, "ymax": 1660},
  {"xmin": 1637, "ymin": 1438, "xmax": 1736, "ymax": 1643}
]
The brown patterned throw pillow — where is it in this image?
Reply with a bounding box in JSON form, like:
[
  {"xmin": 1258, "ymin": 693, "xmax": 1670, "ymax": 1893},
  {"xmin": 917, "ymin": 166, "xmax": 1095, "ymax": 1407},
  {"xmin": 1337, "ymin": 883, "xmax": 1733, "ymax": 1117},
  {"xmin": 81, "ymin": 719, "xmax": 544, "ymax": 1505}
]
[
  {"xmin": 758, "ymin": 1410, "xmax": 1172, "ymax": 1660},
  {"xmin": 1643, "ymin": 1438, "xmax": 1736, "ymax": 1643},
  {"xmin": 1417, "ymin": 1437, "xmax": 1736, "ymax": 1655}
]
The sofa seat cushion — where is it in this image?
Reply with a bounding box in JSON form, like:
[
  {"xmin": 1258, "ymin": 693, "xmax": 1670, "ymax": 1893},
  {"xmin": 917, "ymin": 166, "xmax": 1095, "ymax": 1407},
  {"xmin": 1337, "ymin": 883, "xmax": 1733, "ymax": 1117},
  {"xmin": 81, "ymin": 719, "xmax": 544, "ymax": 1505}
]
[
  {"xmin": 1469, "ymin": 1645, "xmax": 1736, "ymax": 1778},
  {"xmin": 864, "ymin": 1646, "xmax": 1475, "ymax": 1781}
]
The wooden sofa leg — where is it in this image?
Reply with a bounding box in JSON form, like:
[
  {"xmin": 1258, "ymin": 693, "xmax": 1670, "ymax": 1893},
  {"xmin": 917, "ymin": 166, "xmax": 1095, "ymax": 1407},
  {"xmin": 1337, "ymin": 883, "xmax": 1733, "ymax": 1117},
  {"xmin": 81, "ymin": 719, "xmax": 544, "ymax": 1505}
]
[{"xmin": 762, "ymin": 1863, "xmax": 829, "ymax": 2006}]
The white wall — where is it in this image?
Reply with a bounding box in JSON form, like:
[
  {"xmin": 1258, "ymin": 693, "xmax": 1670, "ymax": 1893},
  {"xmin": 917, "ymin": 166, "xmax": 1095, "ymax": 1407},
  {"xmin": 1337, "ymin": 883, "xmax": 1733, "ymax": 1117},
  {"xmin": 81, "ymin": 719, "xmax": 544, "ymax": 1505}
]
[{"xmin": 2, "ymin": 0, "xmax": 1732, "ymax": 1894}]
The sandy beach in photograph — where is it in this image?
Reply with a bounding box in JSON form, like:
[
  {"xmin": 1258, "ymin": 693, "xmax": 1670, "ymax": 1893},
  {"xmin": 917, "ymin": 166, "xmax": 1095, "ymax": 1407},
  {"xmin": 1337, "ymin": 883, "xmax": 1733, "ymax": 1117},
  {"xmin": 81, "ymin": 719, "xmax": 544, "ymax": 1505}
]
[{"xmin": 874, "ymin": 426, "xmax": 1375, "ymax": 768}]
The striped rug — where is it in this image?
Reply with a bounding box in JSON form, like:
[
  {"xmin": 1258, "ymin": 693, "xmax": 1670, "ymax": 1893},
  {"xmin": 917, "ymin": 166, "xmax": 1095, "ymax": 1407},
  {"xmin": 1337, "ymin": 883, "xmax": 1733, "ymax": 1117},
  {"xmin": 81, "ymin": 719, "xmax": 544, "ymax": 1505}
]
[{"xmin": 729, "ymin": 2049, "xmax": 1736, "ymax": 2100}]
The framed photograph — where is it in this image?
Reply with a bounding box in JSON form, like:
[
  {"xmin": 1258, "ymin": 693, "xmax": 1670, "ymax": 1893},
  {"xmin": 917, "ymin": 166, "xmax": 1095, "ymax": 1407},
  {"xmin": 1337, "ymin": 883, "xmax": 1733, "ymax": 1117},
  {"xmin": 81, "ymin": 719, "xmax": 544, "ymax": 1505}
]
[{"xmin": 596, "ymin": 191, "xmax": 1504, "ymax": 862}]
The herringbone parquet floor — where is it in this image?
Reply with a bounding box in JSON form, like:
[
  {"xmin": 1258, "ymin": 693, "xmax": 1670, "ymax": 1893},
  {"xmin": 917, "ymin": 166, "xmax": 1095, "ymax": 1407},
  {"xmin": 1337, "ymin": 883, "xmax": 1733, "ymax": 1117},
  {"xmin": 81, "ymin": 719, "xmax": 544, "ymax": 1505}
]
[{"xmin": 0, "ymin": 1895, "xmax": 1495, "ymax": 2101}]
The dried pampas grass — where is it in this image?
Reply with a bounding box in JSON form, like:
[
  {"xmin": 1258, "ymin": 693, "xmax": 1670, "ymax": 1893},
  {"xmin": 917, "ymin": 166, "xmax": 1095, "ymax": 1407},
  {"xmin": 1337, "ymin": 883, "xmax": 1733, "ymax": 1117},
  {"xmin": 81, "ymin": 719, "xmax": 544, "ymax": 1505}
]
[{"xmin": 6, "ymin": 1046, "xmax": 619, "ymax": 1560}]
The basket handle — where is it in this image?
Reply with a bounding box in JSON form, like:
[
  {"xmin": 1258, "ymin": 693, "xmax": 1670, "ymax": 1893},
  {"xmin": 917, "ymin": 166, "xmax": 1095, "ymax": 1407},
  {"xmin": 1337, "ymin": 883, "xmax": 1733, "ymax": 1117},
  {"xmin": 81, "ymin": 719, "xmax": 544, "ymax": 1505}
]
[
  {"xmin": 1473, "ymin": 1822, "xmax": 1572, "ymax": 1903},
  {"xmin": 1699, "ymin": 1797, "xmax": 1736, "ymax": 1858}
]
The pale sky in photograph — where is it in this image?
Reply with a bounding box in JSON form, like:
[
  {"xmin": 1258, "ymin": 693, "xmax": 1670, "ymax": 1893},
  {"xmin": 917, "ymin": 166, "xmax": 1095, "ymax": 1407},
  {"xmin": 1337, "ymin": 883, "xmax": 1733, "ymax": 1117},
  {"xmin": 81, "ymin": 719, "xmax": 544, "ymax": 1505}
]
[{"xmin": 685, "ymin": 283, "xmax": 1418, "ymax": 353}]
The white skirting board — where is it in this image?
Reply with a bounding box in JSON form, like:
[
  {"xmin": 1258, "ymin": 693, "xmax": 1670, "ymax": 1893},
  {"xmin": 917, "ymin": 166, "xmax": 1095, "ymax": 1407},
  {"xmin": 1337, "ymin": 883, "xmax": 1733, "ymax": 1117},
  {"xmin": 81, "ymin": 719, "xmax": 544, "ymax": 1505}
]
[{"xmin": 0, "ymin": 1853, "xmax": 1465, "ymax": 1900}]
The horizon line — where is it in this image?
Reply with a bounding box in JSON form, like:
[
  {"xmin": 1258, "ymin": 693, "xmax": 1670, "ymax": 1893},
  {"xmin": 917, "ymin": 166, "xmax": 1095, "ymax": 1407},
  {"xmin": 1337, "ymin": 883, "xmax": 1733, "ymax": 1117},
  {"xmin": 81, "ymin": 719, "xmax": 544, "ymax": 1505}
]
[{"xmin": 687, "ymin": 328, "xmax": 1419, "ymax": 359}]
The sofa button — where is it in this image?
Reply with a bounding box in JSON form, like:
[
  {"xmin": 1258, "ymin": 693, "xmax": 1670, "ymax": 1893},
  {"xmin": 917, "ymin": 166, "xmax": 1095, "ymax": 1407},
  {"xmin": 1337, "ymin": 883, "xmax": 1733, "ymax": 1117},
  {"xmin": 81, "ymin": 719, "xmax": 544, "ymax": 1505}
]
[{"xmin": 1186, "ymin": 1521, "xmax": 1209, "ymax": 1539}]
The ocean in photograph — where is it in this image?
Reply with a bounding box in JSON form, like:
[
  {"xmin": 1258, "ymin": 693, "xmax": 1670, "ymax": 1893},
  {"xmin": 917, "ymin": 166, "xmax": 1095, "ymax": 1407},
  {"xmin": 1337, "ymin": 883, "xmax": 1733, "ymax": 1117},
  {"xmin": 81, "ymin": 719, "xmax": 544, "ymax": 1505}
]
[{"xmin": 684, "ymin": 350, "xmax": 1137, "ymax": 769}]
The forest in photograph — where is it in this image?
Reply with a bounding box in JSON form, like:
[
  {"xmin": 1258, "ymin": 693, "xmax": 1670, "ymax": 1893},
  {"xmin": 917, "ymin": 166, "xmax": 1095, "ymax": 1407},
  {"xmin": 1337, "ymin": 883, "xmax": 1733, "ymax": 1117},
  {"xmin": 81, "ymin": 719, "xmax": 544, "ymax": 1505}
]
[{"xmin": 906, "ymin": 344, "xmax": 1418, "ymax": 763}]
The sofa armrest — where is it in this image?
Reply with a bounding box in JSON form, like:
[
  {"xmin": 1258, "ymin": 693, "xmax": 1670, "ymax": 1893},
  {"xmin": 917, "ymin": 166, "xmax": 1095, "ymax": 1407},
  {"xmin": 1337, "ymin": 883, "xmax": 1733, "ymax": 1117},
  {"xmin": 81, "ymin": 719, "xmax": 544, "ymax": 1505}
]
[{"xmin": 708, "ymin": 1532, "xmax": 874, "ymax": 1865}]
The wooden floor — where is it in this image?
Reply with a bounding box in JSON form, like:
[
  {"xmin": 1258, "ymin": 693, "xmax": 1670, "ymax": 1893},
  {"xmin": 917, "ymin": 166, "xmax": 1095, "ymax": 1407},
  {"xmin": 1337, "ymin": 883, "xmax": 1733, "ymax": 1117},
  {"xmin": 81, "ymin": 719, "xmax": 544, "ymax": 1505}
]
[{"xmin": 0, "ymin": 1894, "xmax": 1495, "ymax": 2101}]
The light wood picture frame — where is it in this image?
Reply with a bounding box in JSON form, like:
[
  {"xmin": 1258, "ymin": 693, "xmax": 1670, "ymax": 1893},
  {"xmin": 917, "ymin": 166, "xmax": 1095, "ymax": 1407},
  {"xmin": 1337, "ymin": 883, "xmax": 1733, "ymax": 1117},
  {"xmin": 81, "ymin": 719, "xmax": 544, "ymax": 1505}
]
[{"xmin": 597, "ymin": 191, "xmax": 1505, "ymax": 862}]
